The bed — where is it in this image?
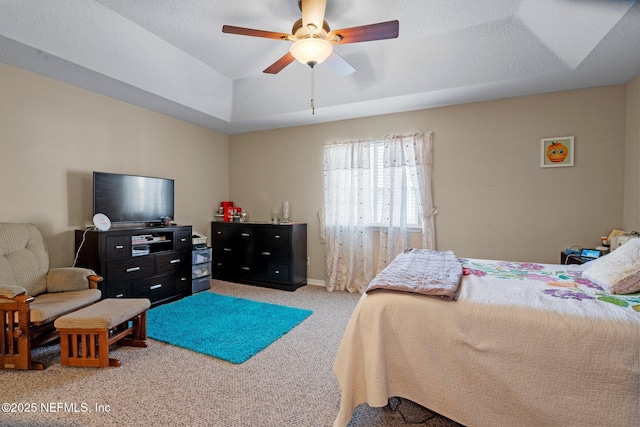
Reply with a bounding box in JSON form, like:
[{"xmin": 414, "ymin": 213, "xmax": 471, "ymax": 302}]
[{"xmin": 333, "ymin": 247, "xmax": 640, "ymax": 427}]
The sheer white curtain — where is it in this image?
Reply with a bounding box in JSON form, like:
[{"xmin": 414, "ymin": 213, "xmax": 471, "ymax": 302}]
[
  {"xmin": 377, "ymin": 132, "xmax": 436, "ymax": 272},
  {"xmin": 323, "ymin": 140, "xmax": 374, "ymax": 293},
  {"xmin": 323, "ymin": 133, "xmax": 435, "ymax": 292}
]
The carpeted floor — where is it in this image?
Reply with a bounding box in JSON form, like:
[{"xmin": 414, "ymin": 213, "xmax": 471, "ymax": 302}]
[{"xmin": 0, "ymin": 280, "xmax": 463, "ymax": 427}]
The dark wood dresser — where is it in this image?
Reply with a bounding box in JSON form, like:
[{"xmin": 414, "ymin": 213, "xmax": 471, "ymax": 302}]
[
  {"xmin": 74, "ymin": 225, "xmax": 192, "ymax": 306},
  {"xmin": 210, "ymin": 222, "xmax": 307, "ymax": 291}
]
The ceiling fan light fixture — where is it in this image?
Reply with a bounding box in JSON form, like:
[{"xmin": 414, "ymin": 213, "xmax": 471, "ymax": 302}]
[{"xmin": 290, "ymin": 38, "xmax": 332, "ymax": 66}]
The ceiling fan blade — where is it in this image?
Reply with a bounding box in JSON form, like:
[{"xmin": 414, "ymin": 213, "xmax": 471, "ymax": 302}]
[
  {"xmin": 328, "ymin": 20, "xmax": 399, "ymax": 44},
  {"xmin": 301, "ymin": 0, "xmax": 327, "ymax": 31},
  {"xmin": 222, "ymin": 25, "xmax": 291, "ymax": 41},
  {"xmin": 263, "ymin": 52, "xmax": 296, "ymax": 74},
  {"xmin": 325, "ymin": 51, "xmax": 355, "ymax": 76}
]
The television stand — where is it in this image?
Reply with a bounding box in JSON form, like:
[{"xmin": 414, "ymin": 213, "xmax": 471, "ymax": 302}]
[{"xmin": 74, "ymin": 225, "xmax": 192, "ymax": 306}]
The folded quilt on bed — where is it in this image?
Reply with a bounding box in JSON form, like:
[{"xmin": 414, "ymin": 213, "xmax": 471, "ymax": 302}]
[{"xmin": 365, "ymin": 248, "xmax": 462, "ymax": 300}]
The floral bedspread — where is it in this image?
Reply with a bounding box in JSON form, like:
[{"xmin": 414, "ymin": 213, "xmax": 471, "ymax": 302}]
[{"xmin": 461, "ymin": 259, "xmax": 640, "ymax": 313}]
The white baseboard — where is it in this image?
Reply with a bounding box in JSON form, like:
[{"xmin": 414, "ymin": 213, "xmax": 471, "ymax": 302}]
[{"xmin": 306, "ymin": 278, "xmax": 325, "ymax": 287}]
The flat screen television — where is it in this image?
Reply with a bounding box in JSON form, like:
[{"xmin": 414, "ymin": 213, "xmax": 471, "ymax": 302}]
[{"xmin": 93, "ymin": 172, "xmax": 174, "ymax": 225}]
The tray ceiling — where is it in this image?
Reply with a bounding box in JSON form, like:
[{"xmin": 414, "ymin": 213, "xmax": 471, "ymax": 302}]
[{"xmin": 0, "ymin": 0, "xmax": 638, "ymax": 135}]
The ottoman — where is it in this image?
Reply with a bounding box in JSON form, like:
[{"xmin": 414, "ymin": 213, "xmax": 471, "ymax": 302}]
[{"xmin": 54, "ymin": 298, "xmax": 150, "ymax": 367}]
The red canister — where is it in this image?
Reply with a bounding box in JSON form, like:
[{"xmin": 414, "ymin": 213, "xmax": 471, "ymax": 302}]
[{"xmin": 221, "ymin": 201, "xmax": 234, "ymax": 222}]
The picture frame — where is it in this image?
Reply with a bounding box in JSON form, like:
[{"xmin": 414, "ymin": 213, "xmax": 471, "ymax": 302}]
[{"xmin": 541, "ymin": 136, "xmax": 574, "ymax": 168}]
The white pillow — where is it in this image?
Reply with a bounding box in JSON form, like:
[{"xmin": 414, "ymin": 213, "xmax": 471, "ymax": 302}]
[{"xmin": 582, "ymin": 237, "xmax": 640, "ymax": 294}]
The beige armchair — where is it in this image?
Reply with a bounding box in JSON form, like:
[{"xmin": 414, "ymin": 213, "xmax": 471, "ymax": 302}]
[{"xmin": 0, "ymin": 223, "xmax": 102, "ymax": 370}]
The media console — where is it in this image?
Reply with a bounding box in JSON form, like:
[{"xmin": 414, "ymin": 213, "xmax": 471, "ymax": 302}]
[{"xmin": 74, "ymin": 225, "xmax": 192, "ymax": 306}]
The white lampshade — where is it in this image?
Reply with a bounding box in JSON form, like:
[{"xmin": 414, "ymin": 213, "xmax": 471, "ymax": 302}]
[{"xmin": 290, "ymin": 38, "xmax": 333, "ymax": 66}]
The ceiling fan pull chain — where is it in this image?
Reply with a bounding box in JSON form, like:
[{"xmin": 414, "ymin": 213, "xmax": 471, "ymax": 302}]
[{"xmin": 310, "ymin": 64, "xmax": 315, "ymax": 115}]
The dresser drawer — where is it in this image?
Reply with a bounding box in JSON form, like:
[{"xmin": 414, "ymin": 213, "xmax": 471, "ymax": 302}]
[
  {"xmin": 266, "ymin": 228, "xmax": 290, "ymax": 247},
  {"xmin": 105, "ymin": 281, "xmax": 130, "ymax": 299},
  {"xmin": 235, "ymin": 226, "xmax": 259, "ymax": 241},
  {"xmin": 211, "ymin": 224, "xmax": 228, "ymax": 240},
  {"xmin": 174, "ymin": 230, "xmax": 192, "ymax": 251},
  {"xmin": 236, "ymin": 262, "xmax": 262, "ymax": 280},
  {"xmin": 106, "ymin": 256, "xmax": 155, "ymax": 283},
  {"xmin": 267, "ymin": 263, "xmax": 290, "ymax": 283},
  {"xmin": 156, "ymin": 252, "xmax": 189, "ymax": 274},
  {"xmin": 257, "ymin": 246, "xmax": 289, "ymax": 260},
  {"xmin": 212, "ymin": 258, "xmax": 233, "ymax": 277},
  {"xmin": 132, "ymin": 274, "xmax": 175, "ymax": 299},
  {"xmin": 106, "ymin": 235, "xmax": 131, "ymax": 259},
  {"xmin": 213, "ymin": 244, "xmax": 235, "ymax": 259},
  {"xmin": 176, "ymin": 274, "xmax": 191, "ymax": 293}
]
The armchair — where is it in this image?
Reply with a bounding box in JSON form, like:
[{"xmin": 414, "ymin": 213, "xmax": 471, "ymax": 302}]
[{"xmin": 0, "ymin": 223, "xmax": 102, "ymax": 370}]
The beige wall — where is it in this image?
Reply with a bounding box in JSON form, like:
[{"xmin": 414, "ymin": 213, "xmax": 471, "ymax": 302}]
[
  {"xmin": 0, "ymin": 62, "xmax": 229, "ymax": 268},
  {"xmin": 623, "ymin": 74, "xmax": 640, "ymax": 231},
  {"xmin": 2, "ymin": 60, "xmax": 634, "ymax": 285},
  {"xmin": 229, "ymin": 85, "xmax": 628, "ymax": 282}
]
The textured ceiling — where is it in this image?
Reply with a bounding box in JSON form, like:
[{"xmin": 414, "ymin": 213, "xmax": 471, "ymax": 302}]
[{"xmin": 0, "ymin": 0, "xmax": 638, "ymax": 135}]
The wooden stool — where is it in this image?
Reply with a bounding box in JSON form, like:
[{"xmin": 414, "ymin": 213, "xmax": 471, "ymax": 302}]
[{"xmin": 54, "ymin": 298, "xmax": 150, "ymax": 367}]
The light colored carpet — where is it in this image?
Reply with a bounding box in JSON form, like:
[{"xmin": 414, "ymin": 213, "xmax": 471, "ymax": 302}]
[{"xmin": 1, "ymin": 280, "xmax": 463, "ymax": 427}]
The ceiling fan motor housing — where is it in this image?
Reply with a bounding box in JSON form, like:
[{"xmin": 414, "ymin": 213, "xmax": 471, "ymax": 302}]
[{"xmin": 292, "ymin": 18, "xmax": 331, "ymax": 40}]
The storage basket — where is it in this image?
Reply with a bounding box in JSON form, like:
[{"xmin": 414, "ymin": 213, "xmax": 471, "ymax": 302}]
[{"xmin": 192, "ymin": 235, "xmax": 207, "ymax": 245}]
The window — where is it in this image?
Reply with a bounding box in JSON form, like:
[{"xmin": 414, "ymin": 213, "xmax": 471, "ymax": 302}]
[
  {"xmin": 323, "ymin": 132, "xmax": 434, "ymax": 291},
  {"xmin": 370, "ymin": 141, "xmax": 420, "ymax": 227}
]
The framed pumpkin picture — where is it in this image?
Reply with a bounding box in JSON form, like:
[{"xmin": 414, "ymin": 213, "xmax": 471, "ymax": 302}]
[{"xmin": 541, "ymin": 136, "xmax": 574, "ymax": 168}]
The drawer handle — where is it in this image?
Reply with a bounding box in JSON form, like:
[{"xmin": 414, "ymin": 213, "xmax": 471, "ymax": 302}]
[
  {"xmin": 217, "ymin": 231, "xmax": 222, "ymax": 235},
  {"xmin": 181, "ymin": 277, "xmax": 187, "ymax": 281},
  {"xmin": 170, "ymin": 259, "xmax": 181, "ymax": 264},
  {"xmin": 116, "ymin": 293, "xmax": 124, "ymax": 298},
  {"xmin": 274, "ymin": 270, "xmax": 280, "ymax": 274},
  {"xmin": 223, "ymin": 248, "xmax": 232, "ymax": 252},
  {"xmin": 262, "ymin": 251, "xmax": 271, "ymax": 256},
  {"xmin": 274, "ymin": 235, "xmax": 280, "ymax": 239},
  {"xmin": 150, "ymin": 284, "xmax": 162, "ymax": 290},
  {"xmin": 181, "ymin": 238, "xmax": 187, "ymax": 242},
  {"xmin": 115, "ymin": 245, "xmax": 124, "ymax": 249},
  {"xmin": 241, "ymin": 233, "xmax": 250, "ymax": 237},
  {"xmin": 241, "ymin": 267, "xmax": 250, "ymax": 271},
  {"xmin": 126, "ymin": 267, "xmax": 141, "ymax": 273}
]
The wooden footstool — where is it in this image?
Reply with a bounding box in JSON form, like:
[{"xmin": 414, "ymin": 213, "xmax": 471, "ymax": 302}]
[{"xmin": 54, "ymin": 298, "xmax": 150, "ymax": 367}]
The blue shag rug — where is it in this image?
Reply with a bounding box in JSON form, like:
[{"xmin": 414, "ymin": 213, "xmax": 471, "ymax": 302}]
[{"xmin": 147, "ymin": 292, "xmax": 313, "ymax": 364}]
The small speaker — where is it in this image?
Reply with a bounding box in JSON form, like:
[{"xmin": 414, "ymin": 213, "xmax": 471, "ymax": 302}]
[{"xmin": 92, "ymin": 213, "xmax": 111, "ymax": 231}]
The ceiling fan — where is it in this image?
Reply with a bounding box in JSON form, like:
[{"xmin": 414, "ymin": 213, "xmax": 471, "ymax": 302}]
[{"xmin": 222, "ymin": 0, "xmax": 399, "ymax": 76}]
